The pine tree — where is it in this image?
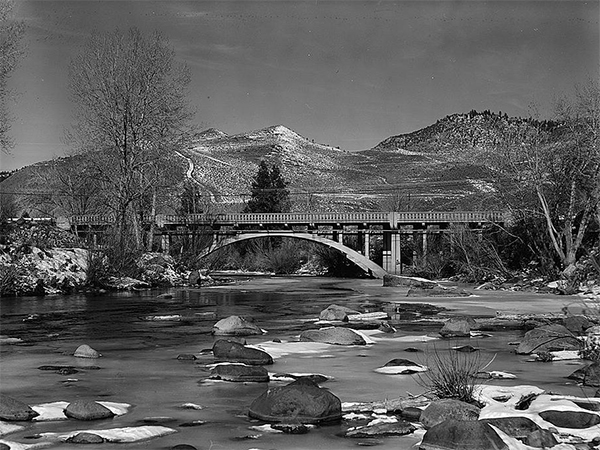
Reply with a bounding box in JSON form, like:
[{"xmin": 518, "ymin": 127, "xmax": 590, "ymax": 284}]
[{"xmin": 244, "ymin": 161, "xmax": 291, "ymax": 213}]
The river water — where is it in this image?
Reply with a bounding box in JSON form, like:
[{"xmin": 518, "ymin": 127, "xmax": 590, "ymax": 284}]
[{"xmin": 0, "ymin": 277, "xmax": 594, "ymax": 450}]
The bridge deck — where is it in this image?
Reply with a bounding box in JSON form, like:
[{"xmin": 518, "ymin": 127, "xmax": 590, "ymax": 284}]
[{"xmin": 71, "ymin": 211, "xmax": 507, "ymax": 227}]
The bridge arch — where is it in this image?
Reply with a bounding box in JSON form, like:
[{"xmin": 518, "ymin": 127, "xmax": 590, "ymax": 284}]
[{"xmin": 198, "ymin": 232, "xmax": 387, "ymax": 278}]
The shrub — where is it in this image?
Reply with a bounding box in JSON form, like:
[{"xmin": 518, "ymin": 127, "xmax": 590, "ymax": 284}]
[
  {"xmin": 85, "ymin": 249, "xmax": 109, "ymax": 286},
  {"xmin": 0, "ymin": 263, "xmax": 20, "ymax": 296},
  {"xmin": 252, "ymin": 238, "xmax": 305, "ymax": 274},
  {"xmin": 417, "ymin": 344, "xmax": 484, "ymax": 405}
]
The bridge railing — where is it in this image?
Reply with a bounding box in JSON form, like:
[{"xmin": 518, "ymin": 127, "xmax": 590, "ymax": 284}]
[
  {"xmin": 68, "ymin": 211, "xmax": 508, "ymax": 227},
  {"xmin": 392, "ymin": 211, "xmax": 507, "ymax": 223},
  {"xmin": 69, "ymin": 214, "xmax": 116, "ymax": 225}
]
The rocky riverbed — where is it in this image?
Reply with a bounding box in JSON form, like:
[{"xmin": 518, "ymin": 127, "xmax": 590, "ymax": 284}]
[{"xmin": 2, "ymin": 277, "xmax": 600, "ymax": 449}]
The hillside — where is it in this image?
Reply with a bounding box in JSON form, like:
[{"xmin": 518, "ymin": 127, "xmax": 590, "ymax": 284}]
[
  {"xmin": 180, "ymin": 124, "xmax": 385, "ymax": 210},
  {"xmin": 1, "ymin": 111, "xmax": 545, "ymax": 216}
]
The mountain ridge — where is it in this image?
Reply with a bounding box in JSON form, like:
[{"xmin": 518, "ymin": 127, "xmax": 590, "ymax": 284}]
[{"xmin": 1, "ymin": 111, "xmax": 545, "ymax": 215}]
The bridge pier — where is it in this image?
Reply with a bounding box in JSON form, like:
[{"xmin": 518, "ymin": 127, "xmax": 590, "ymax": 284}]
[
  {"xmin": 161, "ymin": 234, "xmax": 170, "ymax": 253},
  {"xmin": 361, "ymin": 230, "xmax": 370, "ymax": 259},
  {"xmin": 383, "ymin": 231, "xmax": 402, "ymax": 275}
]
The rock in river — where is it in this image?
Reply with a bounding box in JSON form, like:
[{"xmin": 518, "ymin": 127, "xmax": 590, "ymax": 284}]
[
  {"xmin": 568, "ymin": 361, "xmax": 600, "ymax": 387},
  {"xmin": 420, "ymin": 419, "xmax": 508, "ymax": 450},
  {"xmin": 212, "ymin": 339, "xmax": 273, "ymax": 365},
  {"xmin": 439, "ymin": 317, "xmax": 477, "ymax": 338},
  {"xmin": 64, "ymin": 400, "xmax": 116, "ymax": 420},
  {"xmin": 0, "ymin": 394, "xmax": 39, "ymax": 421},
  {"xmin": 319, "ymin": 304, "xmax": 359, "ymax": 321},
  {"xmin": 248, "ymin": 378, "xmax": 342, "ymax": 424},
  {"xmin": 345, "ymin": 420, "xmax": 416, "ymax": 438},
  {"xmin": 299, "ymin": 327, "xmax": 367, "ymax": 345},
  {"xmin": 420, "ymin": 399, "xmax": 480, "ymax": 429},
  {"xmin": 539, "ymin": 410, "xmax": 600, "ymax": 429},
  {"xmin": 516, "ymin": 324, "xmax": 580, "ymax": 354},
  {"xmin": 66, "ymin": 432, "xmax": 105, "ymax": 444},
  {"xmin": 382, "ymin": 274, "xmax": 438, "ymax": 288},
  {"xmin": 210, "ymin": 363, "xmax": 269, "ymax": 382},
  {"xmin": 480, "ymin": 416, "xmax": 543, "ymax": 439},
  {"xmin": 212, "ymin": 315, "xmax": 264, "ymax": 336},
  {"xmin": 74, "ymin": 344, "xmax": 101, "ymax": 358},
  {"xmin": 374, "ymin": 358, "xmax": 427, "ymax": 374}
]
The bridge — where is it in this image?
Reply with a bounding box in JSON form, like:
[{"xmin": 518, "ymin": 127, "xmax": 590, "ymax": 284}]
[{"xmin": 70, "ymin": 211, "xmax": 508, "ymax": 278}]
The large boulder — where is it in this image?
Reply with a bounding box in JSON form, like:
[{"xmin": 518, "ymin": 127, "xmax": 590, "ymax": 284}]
[
  {"xmin": 210, "ymin": 363, "xmax": 269, "ymax": 382},
  {"xmin": 212, "ymin": 315, "xmax": 263, "ymax": 336},
  {"xmin": 248, "ymin": 378, "xmax": 342, "ymax": 424},
  {"xmin": 523, "ymin": 429, "xmax": 558, "ymax": 448},
  {"xmin": 64, "ymin": 400, "xmax": 115, "ymax": 420},
  {"xmin": 567, "ymin": 361, "xmax": 600, "ymax": 387},
  {"xmin": 420, "ymin": 419, "xmax": 508, "ymax": 450},
  {"xmin": 480, "ymin": 416, "xmax": 543, "ymax": 439},
  {"xmin": 212, "ymin": 339, "xmax": 273, "ymax": 365},
  {"xmin": 439, "ymin": 317, "xmax": 477, "ymax": 338},
  {"xmin": 319, "ymin": 304, "xmax": 359, "ymax": 321},
  {"xmin": 539, "ymin": 410, "xmax": 600, "ymax": 429},
  {"xmin": 0, "ymin": 394, "xmax": 39, "ymax": 421},
  {"xmin": 515, "ymin": 324, "xmax": 580, "ymax": 355},
  {"xmin": 420, "ymin": 399, "xmax": 480, "ymax": 430},
  {"xmin": 299, "ymin": 327, "xmax": 366, "ymax": 345}
]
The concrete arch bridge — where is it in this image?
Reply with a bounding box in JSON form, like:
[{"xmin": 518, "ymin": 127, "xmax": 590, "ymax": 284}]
[{"xmin": 71, "ymin": 211, "xmax": 508, "ymax": 278}]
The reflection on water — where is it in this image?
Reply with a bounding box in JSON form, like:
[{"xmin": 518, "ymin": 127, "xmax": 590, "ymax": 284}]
[{"xmin": 0, "ymin": 278, "xmax": 593, "ymax": 450}]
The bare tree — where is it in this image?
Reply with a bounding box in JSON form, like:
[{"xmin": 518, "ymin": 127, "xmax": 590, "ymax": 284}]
[
  {"xmin": 68, "ymin": 27, "xmax": 195, "ymax": 250},
  {"xmin": 490, "ymin": 80, "xmax": 600, "ymax": 276},
  {"xmin": 0, "ymin": 0, "xmax": 25, "ymax": 153},
  {"xmin": 24, "ymin": 157, "xmax": 105, "ymax": 218}
]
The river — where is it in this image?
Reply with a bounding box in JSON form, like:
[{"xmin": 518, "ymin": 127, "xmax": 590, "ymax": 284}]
[{"xmin": 0, "ymin": 277, "xmax": 593, "ymax": 450}]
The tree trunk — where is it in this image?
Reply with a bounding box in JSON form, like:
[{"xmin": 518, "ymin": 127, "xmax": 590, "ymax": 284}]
[{"xmin": 146, "ymin": 188, "xmax": 157, "ymax": 252}]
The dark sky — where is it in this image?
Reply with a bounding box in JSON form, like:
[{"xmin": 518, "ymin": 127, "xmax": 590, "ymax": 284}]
[{"xmin": 2, "ymin": 0, "xmax": 599, "ymax": 171}]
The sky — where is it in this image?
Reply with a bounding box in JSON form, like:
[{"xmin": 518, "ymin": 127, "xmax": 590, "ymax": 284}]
[{"xmin": 1, "ymin": 0, "xmax": 598, "ymax": 171}]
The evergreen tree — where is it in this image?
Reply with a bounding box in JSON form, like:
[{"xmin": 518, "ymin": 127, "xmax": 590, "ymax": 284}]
[{"xmin": 244, "ymin": 161, "xmax": 291, "ymax": 213}]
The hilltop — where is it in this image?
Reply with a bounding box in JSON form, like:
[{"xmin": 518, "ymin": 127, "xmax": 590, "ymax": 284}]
[
  {"xmin": 179, "ymin": 124, "xmax": 381, "ymax": 210},
  {"xmin": 0, "ymin": 111, "xmax": 549, "ymax": 215}
]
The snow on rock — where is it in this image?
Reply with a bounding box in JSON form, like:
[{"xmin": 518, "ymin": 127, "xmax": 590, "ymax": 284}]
[
  {"xmin": 546, "ymin": 350, "xmax": 581, "ymax": 361},
  {"xmin": 487, "ymin": 371, "xmax": 517, "ymax": 379},
  {"xmin": 476, "ymin": 385, "xmax": 600, "ymax": 443},
  {"xmin": 41, "ymin": 425, "xmax": 176, "ymax": 443},
  {"xmin": 250, "ymin": 340, "xmax": 337, "ymax": 359},
  {"xmin": 0, "ymin": 421, "xmax": 24, "ymax": 436},
  {"xmin": 32, "ymin": 401, "xmax": 130, "ymax": 421},
  {"xmin": 0, "ymin": 440, "xmax": 51, "ymax": 450},
  {"xmin": 247, "ymin": 424, "xmax": 284, "ymax": 434},
  {"xmin": 0, "ymin": 246, "xmax": 88, "ymax": 295},
  {"xmin": 0, "ymin": 336, "xmax": 23, "ymax": 344},
  {"xmin": 179, "ymin": 403, "xmax": 204, "ymax": 410},
  {"xmin": 374, "ymin": 359, "xmax": 428, "ymax": 375},
  {"xmin": 347, "ymin": 312, "xmax": 390, "ymax": 322}
]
